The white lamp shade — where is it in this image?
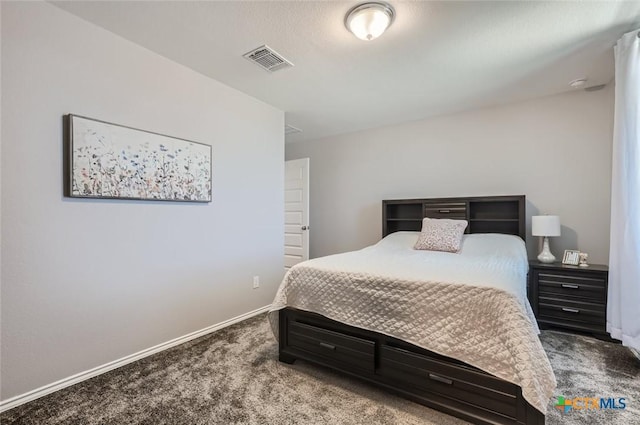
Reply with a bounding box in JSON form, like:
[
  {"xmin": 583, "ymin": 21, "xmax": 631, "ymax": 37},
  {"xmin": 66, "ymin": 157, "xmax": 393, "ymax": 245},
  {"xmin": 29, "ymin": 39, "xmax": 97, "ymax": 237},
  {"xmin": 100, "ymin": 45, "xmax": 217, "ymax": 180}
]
[
  {"xmin": 532, "ymin": 215, "xmax": 561, "ymax": 237},
  {"xmin": 345, "ymin": 2, "xmax": 395, "ymax": 41}
]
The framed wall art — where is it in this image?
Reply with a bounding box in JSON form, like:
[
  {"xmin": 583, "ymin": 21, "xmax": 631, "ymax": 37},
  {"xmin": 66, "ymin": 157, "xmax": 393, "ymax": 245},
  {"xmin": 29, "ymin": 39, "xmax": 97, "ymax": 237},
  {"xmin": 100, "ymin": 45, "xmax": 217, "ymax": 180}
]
[{"xmin": 64, "ymin": 114, "xmax": 211, "ymax": 202}]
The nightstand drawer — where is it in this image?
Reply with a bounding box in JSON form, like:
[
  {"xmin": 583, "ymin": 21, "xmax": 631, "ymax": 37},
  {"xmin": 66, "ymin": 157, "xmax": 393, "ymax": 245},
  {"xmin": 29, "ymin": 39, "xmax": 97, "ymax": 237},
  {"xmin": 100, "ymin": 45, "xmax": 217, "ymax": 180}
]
[
  {"xmin": 538, "ymin": 296, "xmax": 605, "ymax": 325},
  {"xmin": 538, "ymin": 273, "xmax": 605, "ymax": 303},
  {"xmin": 529, "ymin": 262, "xmax": 609, "ymax": 338},
  {"xmin": 537, "ymin": 271, "xmax": 605, "ymax": 285}
]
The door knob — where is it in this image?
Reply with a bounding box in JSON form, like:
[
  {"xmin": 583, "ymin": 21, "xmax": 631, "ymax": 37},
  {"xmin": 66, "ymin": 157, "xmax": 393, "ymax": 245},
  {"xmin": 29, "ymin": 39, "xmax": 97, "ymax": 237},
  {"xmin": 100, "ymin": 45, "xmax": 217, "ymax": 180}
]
[{"xmin": 301, "ymin": 226, "xmax": 309, "ymax": 230}]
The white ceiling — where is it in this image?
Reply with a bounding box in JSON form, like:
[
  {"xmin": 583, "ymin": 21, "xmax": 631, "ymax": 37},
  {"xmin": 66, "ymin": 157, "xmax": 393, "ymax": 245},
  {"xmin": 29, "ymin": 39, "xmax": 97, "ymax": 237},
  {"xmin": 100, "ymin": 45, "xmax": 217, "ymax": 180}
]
[{"xmin": 52, "ymin": 1, "xmax": 640, "ymax": 143}]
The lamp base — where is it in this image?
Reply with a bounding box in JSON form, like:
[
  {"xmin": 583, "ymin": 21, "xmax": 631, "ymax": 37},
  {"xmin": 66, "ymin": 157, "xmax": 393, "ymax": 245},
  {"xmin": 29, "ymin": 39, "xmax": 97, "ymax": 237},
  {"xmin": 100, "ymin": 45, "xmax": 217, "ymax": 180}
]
[{"xmin": 537, "ymin": 236, "xmax": 556, "ymax": 263}]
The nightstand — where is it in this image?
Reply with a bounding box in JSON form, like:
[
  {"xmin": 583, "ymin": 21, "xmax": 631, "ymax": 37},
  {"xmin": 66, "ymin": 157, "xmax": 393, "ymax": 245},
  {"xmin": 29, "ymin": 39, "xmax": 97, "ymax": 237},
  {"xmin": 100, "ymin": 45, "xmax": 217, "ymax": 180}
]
[{"xmin": 528, "ymin": 261, "xmax": 609, "ymax": 339}]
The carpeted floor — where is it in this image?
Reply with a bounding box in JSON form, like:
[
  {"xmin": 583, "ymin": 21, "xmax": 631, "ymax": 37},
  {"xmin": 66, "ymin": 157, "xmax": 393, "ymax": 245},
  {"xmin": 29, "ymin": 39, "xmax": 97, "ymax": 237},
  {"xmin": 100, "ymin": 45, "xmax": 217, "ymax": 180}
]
[{"xmin": 1, "ymin": 314, "xmax": 638, "ymax": 425}]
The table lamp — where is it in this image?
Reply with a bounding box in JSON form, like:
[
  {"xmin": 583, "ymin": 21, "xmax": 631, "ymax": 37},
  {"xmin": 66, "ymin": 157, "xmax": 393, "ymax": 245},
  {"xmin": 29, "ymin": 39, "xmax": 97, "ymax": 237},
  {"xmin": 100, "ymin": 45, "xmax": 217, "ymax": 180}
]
[{"xmin": 532, "ymin": 215, "xmax": 561, "ymax": 263}]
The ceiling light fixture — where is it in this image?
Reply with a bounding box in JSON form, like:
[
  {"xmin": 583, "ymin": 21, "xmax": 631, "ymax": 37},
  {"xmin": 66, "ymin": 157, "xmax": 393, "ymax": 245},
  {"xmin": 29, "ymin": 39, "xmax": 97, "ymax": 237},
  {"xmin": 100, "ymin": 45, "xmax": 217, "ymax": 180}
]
[{"xmin": 345, "ymin": 2, "xmax": 395, "ymax": 41}]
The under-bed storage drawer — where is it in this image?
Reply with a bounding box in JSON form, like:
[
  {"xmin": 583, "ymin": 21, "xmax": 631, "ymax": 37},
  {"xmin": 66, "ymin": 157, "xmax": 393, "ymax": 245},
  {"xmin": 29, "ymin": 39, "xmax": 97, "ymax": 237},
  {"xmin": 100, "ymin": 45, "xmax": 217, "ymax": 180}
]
[
  {"xmin": 378, "ymin": 345, "xmax": 519, "ymax": 420},
  {"xmin": 287, "ymin": 321, "xmax": 375, "ymax": 372}
]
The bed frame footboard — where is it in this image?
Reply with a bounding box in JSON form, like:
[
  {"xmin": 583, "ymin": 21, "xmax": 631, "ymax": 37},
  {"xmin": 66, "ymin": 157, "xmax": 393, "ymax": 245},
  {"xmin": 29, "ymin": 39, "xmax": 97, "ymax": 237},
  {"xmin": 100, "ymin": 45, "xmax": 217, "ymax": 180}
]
[{"xmin": 279, "ymin": 308, "xmax": 544, "ymax": 425}]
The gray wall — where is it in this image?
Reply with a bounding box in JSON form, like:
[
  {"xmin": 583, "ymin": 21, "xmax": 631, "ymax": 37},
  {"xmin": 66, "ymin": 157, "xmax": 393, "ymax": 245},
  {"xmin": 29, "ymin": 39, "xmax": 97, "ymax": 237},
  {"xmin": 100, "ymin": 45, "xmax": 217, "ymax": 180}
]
[
  {"xmin": 286, "ymin": 87, "xmax": 614, "ymax": 264},
  {"xmin": 1, "ymin": 2, "xmax": 283, "ymax": 400}
]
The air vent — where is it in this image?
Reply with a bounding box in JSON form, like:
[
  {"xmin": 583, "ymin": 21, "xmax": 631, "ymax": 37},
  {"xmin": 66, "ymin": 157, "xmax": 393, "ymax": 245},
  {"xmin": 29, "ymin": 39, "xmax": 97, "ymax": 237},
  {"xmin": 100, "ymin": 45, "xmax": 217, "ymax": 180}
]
[
  {"xmin": 243, "ymin": 45, "xmax": 293, "ymax": 72},
  {"xmin": 284, "ymin": 124, "xmax": 302, "ymax": 135}
]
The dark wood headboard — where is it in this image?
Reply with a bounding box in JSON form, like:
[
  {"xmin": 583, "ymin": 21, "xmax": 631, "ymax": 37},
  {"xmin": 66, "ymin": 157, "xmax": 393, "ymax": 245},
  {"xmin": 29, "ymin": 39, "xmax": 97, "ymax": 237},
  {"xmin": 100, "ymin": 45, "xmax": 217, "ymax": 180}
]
[{"xmin": 382, "ymin": 195, "xmax": 526, "ymax": 240}]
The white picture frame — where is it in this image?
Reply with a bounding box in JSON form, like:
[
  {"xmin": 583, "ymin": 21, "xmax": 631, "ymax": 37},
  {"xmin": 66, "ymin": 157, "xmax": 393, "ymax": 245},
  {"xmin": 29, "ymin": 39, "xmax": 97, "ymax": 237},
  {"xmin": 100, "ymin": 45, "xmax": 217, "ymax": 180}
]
[{"xmin": 562, "ymin": 249, "xmax": 580, "ymax": 266}]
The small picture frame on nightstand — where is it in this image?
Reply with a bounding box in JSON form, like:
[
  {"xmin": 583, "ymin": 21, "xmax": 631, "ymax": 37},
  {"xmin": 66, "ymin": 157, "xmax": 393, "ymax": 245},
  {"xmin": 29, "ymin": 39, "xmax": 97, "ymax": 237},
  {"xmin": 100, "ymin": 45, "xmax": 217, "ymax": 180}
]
[{"xmin": 562, "ymin": 249, "xmax": 580, "ymax": 265}]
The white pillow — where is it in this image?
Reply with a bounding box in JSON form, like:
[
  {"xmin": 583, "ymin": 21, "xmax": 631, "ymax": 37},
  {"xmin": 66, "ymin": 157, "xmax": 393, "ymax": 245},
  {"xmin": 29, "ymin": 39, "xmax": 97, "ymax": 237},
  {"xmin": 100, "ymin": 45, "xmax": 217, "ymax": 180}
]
[{"xmin": 413, "ymin": 218, "xmax": 468, "ymax": 253}]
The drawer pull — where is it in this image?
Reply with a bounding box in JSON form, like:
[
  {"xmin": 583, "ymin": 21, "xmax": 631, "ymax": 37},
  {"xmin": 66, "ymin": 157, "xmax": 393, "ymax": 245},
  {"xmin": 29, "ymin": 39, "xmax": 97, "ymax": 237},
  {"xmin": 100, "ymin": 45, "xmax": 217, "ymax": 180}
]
[
  {"xmin": 561, "ymin": 284, "xmax": 580, "ymax": 289},
  {"xmin": 428, "ymin": 373, "xmax": 453, "ymax": 385},
  {"xmin": 562, "ymin": 307, "xmax": 580, "ymax": 313},
  {"xmin": 438, "ymin": 209, "xmax": 451, "ymax": 213},
  {"xmin": 319, "ymin": 342, "xmax": 336, "ymax": 350}
]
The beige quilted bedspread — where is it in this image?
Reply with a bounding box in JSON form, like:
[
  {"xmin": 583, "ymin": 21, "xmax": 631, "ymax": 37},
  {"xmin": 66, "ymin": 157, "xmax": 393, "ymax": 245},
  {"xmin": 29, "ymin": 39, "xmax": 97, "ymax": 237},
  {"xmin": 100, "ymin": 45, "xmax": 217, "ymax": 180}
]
[{"xmin": 268, "ymin": 234, "xmax": 557, "ymax": 414}]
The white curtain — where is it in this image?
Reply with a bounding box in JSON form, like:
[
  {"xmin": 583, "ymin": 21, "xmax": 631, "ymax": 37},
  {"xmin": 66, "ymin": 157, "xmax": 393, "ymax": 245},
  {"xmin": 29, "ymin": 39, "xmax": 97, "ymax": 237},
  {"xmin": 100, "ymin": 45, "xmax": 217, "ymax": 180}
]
[{"xmin": 608, "ymin": 29, "xmax": 640, "ymax": 352}]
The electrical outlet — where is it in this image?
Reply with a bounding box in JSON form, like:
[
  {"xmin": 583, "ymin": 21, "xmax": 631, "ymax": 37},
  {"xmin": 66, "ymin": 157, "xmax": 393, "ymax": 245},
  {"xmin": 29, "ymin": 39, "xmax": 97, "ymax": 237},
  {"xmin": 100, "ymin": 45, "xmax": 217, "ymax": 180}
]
[{"xmin": 253, "ymin": 276, "xmax": 260, "ymax": 289}]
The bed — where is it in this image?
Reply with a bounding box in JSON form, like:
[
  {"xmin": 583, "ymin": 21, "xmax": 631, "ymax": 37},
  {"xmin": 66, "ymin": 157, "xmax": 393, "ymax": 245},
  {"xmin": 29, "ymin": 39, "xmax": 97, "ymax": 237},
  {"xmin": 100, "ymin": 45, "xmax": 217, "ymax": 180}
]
[{"xmin": 268, "ymin": 195, "xmax": 556, "ymax": 425}]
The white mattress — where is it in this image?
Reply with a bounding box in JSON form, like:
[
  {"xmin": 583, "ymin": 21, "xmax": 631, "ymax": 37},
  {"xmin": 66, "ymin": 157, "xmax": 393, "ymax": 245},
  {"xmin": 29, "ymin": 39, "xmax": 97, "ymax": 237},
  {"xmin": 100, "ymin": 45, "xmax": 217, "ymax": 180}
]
[
  {"xmin": 269, "ymin": 232, "xmax": 557, "ymax": 414},
  {"xmin": 301, "ymin": 231, "xmax": 531, "ymax": 310}
]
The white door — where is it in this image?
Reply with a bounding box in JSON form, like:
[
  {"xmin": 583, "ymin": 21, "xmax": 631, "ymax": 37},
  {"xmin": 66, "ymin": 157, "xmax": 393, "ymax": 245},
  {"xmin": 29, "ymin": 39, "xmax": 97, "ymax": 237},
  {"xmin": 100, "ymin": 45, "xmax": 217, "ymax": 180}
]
[{"xmin": 285, "ymin": 158, "xmax": 309, "ymax": 271}]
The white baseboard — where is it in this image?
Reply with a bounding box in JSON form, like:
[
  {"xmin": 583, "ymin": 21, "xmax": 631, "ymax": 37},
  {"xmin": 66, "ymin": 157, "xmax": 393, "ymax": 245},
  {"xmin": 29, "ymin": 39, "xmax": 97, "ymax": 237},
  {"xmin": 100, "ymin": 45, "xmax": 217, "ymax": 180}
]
[{"xmin": 0, "ymin": 305, "xmax": 272, "ymax": 413}]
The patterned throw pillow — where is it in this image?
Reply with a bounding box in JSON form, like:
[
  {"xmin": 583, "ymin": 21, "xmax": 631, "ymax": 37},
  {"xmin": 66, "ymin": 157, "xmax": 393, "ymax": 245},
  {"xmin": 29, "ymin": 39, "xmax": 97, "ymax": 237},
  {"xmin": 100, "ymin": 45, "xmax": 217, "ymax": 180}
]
[{"xmin": 413, "ymin": 218, "xmax": 468, "ymax": 253}]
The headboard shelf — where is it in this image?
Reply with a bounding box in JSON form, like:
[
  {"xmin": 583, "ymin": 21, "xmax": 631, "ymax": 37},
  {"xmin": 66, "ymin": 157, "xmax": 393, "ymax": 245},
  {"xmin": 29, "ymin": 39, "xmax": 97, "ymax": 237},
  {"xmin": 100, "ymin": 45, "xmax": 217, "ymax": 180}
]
[{"xmin": 382, "ymin": 195, "xmax": 525, "ymax": 240}]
